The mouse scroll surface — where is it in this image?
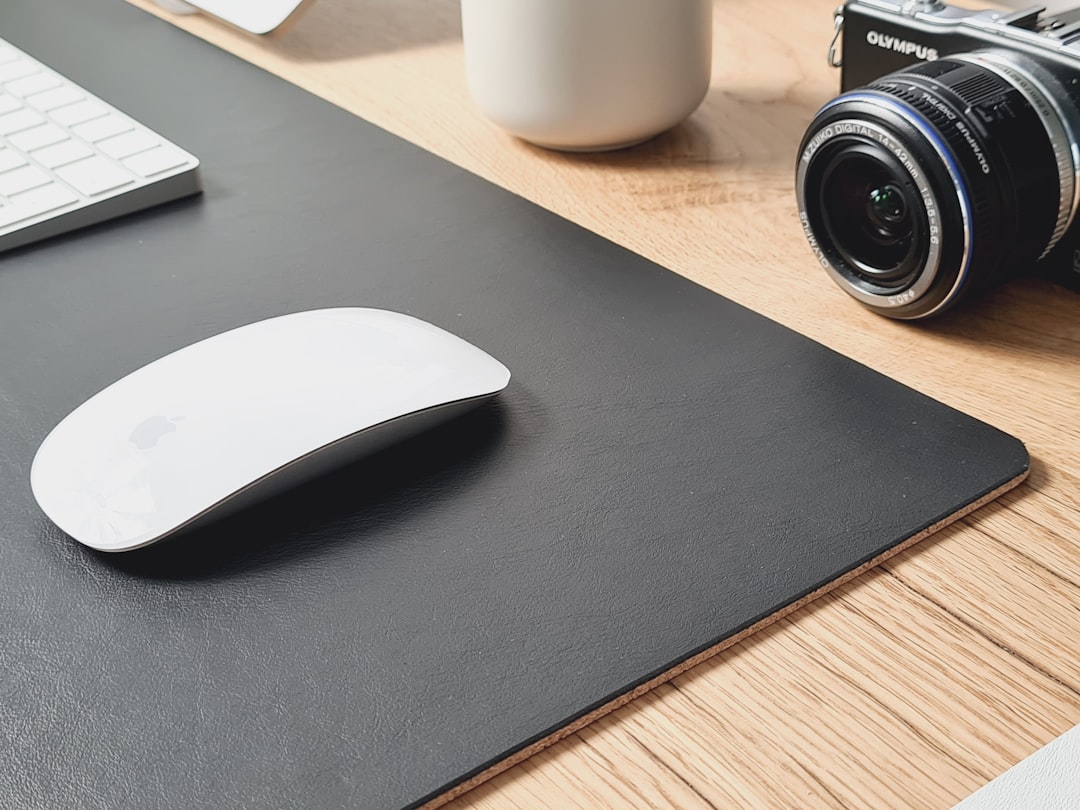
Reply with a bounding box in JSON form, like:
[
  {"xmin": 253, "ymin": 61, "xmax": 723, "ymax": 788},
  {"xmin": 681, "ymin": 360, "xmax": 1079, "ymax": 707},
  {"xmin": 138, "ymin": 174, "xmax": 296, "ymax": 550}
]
[{"xmin": 30, "ymin": 308, "xmax": 511, "ymax": 553}]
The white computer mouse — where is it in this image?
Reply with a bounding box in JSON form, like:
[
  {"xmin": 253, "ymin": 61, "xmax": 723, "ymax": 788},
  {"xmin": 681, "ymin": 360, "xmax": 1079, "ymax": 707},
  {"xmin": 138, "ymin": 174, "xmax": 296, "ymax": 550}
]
[{"xmin": 30, "ymin": 307, "xmax": 511, "ymax": 553}]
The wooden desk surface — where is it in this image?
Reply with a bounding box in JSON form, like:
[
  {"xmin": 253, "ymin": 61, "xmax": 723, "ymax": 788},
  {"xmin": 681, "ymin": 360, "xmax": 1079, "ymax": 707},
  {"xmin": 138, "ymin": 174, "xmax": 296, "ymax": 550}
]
[{"xmin": 129, "ymin": 1, "xmax": 1080, "ymax": 806}]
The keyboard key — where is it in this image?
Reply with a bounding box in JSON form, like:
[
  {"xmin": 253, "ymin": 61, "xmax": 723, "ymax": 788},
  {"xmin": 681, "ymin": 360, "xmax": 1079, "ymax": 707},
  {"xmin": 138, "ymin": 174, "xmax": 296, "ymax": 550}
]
[
  {"xmin": 0, "ymin": 148, "xmax": 27, "ymax": 173},
  {"xmin": 55, "ymin": 155, "xmax": 134, "ymax": 196},
  {"xmin": 0, "ymin": 107, "xmax": 44, "ymax": 135},
  {"xmin": 31, "ymin": 138, "xmax": 93, "ymax": 169},
  {"xmin": 7, "ymin": 122, "xmax": 68, "ymax": 152},
  {"xmin": 0, "ymin": 94, "xmax": 21, "ymax": 116},
  {"xmin": 0, "ymin": 182, "xmax": 78, "ymax": 227},
  {"xmin": 123, "ymin": 146, "xmax": 189, "ymax": 178},
  {"xmin": 0, "ymin": 164, "xmax": 51, "ymax": 196},
  {"xmin": 49, "ymin": 99, "xmax": 105, "ymax": 128},
  {"xmin": 25, "ymin": 85, "xmax": 82, "ymax": 112},
  {"xmin": 6, "ymin": 72, "xmax": 61, "ymax": 98},
  {"xmin": 72, "ymin": 114, "xmax": 133, "ymax": 144},
  {"xmin": 0, "ymin": 48, "xmax": 17, "ymax": 66},
  {"xmin": 98, "ymin": 129, "xmax": 158, "ymax": 160},
  {"xmin": 0, "ymin": 59, "xmax": 37, "ymax": 84}
]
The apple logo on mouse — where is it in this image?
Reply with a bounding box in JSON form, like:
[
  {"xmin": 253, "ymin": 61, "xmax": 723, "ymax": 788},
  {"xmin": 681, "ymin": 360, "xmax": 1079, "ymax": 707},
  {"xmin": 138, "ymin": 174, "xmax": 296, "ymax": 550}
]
[{"xmin": 129, "ymin": 414, "xmax": 182, "ymax": 450}]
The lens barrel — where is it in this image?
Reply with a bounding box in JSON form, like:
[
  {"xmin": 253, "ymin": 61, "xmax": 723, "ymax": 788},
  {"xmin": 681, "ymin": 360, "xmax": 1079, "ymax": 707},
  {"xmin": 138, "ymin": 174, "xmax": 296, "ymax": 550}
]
[{"xmin": 796, "ymin": 51, "xmax": 1079, "ymax": 319}]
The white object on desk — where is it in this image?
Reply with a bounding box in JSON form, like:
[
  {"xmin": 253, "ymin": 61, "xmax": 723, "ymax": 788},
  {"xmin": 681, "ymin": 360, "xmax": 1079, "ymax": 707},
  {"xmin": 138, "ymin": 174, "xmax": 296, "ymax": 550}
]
[
  {"xmin": 152, "ymin": 0, "xmax": 316, "ymax": 35},
  {"xmin": 952, "ymin": 723, "xmax": 1080, "ymax": 809},
  {"xmin": 461, "ymin": 0, "xmax": 712, "ymax": 151},
  {"xmin": 30, "ymin": 308, "xmax": 511, "ymax": 553},
  {"xmin": 149, "ymin": 0, "xmax": 199, "ymax": 15}
]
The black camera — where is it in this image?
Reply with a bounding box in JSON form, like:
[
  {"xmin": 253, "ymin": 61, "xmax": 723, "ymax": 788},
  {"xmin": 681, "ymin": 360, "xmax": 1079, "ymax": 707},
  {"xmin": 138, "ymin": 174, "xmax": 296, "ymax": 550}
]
[{"xmin": 796, "ymin": 0, "xmax": 1080, "ymax": 319}]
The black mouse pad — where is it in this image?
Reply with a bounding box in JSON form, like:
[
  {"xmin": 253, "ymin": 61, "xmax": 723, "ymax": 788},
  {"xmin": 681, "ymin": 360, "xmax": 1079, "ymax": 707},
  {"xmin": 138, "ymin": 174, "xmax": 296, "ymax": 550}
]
[{"xmin": 0, "ymin": 2, "xmax": 1028, "ymax": 808}]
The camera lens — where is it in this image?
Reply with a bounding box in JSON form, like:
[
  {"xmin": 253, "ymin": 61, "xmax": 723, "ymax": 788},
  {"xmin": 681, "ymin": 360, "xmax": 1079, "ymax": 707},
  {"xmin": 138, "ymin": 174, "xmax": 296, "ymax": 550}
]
[{"xmin": 796, "ymin": 50, "xmax": 1079, "ymax": 319}]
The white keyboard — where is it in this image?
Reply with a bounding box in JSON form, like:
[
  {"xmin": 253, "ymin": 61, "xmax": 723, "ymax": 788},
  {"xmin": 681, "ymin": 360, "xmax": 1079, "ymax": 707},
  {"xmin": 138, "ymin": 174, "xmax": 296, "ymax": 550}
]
[{"xmin": 0, "ymin": 36, "xmax": 201, "ymax": 252}]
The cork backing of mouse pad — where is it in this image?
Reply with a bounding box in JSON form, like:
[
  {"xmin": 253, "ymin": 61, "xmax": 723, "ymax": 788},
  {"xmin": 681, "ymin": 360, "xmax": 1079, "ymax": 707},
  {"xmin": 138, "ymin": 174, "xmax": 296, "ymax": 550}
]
[{"xmin": 0, "ymin": 2, "xmax": 1029, "ymax": 809}]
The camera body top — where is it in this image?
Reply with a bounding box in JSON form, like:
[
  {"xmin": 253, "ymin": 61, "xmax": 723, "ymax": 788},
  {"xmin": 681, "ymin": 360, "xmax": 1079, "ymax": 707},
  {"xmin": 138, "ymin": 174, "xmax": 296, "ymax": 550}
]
[{"xmin": 838, "ymin": 1, "xmax": 1080, "ymax": 90}]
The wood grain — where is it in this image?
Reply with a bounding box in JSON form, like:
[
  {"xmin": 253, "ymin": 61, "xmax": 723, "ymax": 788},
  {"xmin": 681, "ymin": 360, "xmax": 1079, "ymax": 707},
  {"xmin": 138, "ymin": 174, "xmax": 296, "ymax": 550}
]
[{"xmin": 127, "ymin": 1, "xmax": 1080, "ymax": 806}]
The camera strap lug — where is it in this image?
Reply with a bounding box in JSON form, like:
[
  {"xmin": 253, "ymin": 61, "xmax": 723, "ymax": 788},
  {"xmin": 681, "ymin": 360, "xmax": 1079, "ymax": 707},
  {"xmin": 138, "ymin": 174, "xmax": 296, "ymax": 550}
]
[{"xmin": 828, "ymin": 6, "xmax": 845, "ymax": 68}]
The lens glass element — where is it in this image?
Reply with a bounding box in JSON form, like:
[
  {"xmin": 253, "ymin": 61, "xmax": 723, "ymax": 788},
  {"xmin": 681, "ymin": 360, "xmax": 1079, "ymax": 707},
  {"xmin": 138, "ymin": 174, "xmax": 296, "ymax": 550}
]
[
  {"xmin": 818, "ymin": 150, "xmax": 921, "ymax": 285},
  {"xmin": 869, "ymin": 184, "xmax": 906, "ymax": 230}
]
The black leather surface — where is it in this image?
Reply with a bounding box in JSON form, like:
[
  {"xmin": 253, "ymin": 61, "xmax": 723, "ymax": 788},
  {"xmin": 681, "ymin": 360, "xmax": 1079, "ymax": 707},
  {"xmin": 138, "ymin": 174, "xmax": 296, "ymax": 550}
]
[{"xmin": 0, "ymin": 2, "xmax": 1029, "ymax": 808}]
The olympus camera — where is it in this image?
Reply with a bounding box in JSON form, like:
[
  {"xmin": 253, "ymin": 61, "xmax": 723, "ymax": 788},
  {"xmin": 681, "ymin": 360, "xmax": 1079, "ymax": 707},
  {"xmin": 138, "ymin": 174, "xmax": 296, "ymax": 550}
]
[{"xmin": 796, "ymin": 0, "xmax": 1080, "ymax": 319}]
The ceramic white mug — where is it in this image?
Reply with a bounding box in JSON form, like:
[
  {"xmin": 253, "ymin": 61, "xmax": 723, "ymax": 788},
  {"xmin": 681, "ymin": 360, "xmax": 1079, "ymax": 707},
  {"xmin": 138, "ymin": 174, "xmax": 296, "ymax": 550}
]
[{"xmin": 460, "ymin": 0, "xmax": 713, "ymax": 151}]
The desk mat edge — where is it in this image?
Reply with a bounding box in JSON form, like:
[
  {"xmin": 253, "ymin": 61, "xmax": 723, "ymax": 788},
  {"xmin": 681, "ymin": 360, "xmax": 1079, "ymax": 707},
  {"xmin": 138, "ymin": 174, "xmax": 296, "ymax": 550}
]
[{"xmin": 420, "ymin": 466, "xmax": 1031, "ymax": 809}]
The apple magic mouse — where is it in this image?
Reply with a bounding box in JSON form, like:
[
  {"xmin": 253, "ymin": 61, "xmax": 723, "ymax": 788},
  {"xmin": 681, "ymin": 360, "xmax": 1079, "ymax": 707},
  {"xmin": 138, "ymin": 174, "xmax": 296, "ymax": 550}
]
[{"xmin": 30, "ymin": 308, "xmax": 511, "ymax": 553}]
